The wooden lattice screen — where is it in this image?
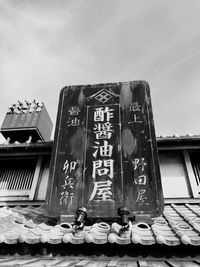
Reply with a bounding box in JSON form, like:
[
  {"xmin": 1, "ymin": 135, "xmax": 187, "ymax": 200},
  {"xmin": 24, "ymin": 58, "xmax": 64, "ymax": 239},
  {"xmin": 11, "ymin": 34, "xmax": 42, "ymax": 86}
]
[{"xmin": 0, "ymin": 157, "xmax": 42, "ymax": 201}]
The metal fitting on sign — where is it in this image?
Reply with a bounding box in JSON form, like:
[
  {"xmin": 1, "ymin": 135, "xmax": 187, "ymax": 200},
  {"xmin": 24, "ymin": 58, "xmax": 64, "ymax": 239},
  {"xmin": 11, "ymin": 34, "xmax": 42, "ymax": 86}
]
[
  {"xmin": 75, "ymin": 207, "xmax": 87, "ymax": 229},
  {"xmin": 118, "ymin": 207, "xmax": 130, "ymax": 228}
]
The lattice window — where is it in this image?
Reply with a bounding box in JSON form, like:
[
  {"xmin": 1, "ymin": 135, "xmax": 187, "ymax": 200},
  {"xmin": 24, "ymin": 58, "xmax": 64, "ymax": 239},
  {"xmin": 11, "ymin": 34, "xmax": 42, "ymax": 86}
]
[{"xmin": 0, "ymin": 157, "xmax": 42, "ymax": 201}]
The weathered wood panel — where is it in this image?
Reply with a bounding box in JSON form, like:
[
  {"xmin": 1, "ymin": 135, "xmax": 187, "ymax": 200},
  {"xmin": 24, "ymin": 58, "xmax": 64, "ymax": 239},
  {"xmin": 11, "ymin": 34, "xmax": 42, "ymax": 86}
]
[
  {"xmin": 0, "ymin": 257, "xmax": 199, "ymax": 267},
  {"xmin": 46, "ymin": 81, "xmax": 164, "ymax": 219}
]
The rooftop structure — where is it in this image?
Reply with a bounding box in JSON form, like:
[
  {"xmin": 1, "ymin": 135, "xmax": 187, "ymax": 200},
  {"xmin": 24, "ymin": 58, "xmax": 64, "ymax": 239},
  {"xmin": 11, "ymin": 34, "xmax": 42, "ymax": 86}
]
[{"xmin": 0, "ymin": 84, "xmax": 200, "ymax": 265}]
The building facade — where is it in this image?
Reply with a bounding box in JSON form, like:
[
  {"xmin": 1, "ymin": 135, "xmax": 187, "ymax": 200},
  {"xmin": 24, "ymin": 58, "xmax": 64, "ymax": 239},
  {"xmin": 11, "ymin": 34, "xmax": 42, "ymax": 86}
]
[{"xmin": 0, "ymin": 136, "xmax": 200, "ymax": 266}]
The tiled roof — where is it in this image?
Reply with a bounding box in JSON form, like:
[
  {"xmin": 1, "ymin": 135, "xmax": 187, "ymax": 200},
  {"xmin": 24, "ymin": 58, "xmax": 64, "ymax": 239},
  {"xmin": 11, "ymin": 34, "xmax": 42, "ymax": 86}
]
[
  {"xmin": 0, "ymin": 134, "xmax": 200, "ymax": 147},
  {"xmin": 0, "ymin": 203, "xmax": 200, "ymax": 246},
  {"xmin": 156, "ymin": 134, "xmax": 200, "ymax": 143},
  {"xmin": 157, "ymin": 134, "xmax": 200, "ymax": 139}
]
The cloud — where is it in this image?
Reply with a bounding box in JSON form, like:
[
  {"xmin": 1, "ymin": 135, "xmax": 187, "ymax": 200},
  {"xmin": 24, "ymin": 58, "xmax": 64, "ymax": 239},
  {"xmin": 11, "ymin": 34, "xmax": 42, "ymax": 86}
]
[{"xmin": 1, "ymin": 0, "xmax": 200, "ymax": 141}]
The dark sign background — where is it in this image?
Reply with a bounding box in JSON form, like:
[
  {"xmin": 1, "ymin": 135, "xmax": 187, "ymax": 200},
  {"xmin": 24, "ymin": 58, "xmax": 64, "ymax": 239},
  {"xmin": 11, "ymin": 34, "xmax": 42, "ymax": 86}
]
[{"xmin": 46, "ymin": 81, "xmax": 164, "ymax": 219}]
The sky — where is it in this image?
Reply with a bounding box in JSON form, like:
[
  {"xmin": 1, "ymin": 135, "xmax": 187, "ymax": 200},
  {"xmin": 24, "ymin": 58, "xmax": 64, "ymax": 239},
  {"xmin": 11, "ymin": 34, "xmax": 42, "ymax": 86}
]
[{"xmin": 0, "ymin": 0, "xmax": 200, "ymax": 142}]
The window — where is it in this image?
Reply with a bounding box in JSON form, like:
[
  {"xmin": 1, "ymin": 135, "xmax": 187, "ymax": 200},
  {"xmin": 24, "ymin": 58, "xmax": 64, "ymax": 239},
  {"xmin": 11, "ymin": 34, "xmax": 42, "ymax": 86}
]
[
  {"xmin": 159, "ymin": 151, "xmax": 192, "ymax": 198},
  {"xmin": 187, "ymin": 151, "xmax": 200, "ymax": 198},
  {"xmin": 0, "ymin": 157, "xmax": 42, "ymax": 201}
]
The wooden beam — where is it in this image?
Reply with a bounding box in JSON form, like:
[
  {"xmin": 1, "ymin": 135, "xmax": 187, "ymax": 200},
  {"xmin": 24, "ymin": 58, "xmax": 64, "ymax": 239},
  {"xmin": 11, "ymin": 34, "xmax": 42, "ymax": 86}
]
[{"xmin": 29, "ymin": 156, "xmax": 42, "ymax": 200}]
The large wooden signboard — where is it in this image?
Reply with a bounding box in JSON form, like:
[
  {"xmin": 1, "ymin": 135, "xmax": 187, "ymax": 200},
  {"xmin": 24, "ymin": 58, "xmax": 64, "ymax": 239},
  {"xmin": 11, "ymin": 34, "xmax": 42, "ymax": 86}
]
[{"xmin": 46, "ymin": 81, "xmax": 164, "ymax": 219}]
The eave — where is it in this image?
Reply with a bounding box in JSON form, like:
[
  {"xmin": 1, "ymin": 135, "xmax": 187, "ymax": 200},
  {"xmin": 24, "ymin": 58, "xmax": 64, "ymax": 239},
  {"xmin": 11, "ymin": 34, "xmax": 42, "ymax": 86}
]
[{"xmin": 0, "ymin": 141, "xmax": 52, "ymax": 157}]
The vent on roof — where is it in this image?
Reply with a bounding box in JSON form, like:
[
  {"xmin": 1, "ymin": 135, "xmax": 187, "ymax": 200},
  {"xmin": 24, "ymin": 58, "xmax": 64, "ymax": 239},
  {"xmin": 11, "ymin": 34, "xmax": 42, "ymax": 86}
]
[{"xmin": 0, "ymin": 157, "xmax": 42, "ymax": 201}]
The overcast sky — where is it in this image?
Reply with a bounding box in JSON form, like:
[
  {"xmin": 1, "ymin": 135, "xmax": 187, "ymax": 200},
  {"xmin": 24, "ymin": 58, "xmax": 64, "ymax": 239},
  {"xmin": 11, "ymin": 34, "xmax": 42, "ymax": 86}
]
[{"xmin": 1, "ymin": 0, "xmax": 200, "ymax": 142}]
